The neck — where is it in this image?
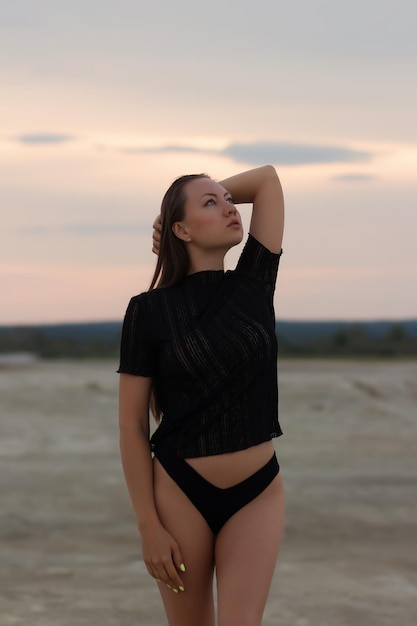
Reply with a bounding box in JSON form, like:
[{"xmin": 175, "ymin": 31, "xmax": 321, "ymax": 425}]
[{"xmin": 187, "ymin": 248, "xmax": 226, "ymax": 274}]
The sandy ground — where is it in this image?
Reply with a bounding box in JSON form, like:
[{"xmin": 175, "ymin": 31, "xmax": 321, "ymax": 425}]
[{"xmin": 1, "ymin": 358, "xmax": 416, "ymax": 626}]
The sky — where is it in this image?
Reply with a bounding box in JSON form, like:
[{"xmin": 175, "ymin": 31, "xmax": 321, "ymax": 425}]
[{"xmin": 1, "ymin": 0, "xmax": 416, "ymax": 324}]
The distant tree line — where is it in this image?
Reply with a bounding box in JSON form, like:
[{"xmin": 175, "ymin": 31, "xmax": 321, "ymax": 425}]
[
  {"xmin": 0, "ymin": 321, "xmax": 416, "ymax": 359},
  {"xmin": 277, "ymin": 323, "xmax": 417, "ymax": 357},
  {"xmin": 0, "ymin": 326, "xmax": 120, "ymax": 359}
]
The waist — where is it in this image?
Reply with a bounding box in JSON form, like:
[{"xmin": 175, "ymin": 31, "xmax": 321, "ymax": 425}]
[{"xmin": 182, "ymin": 441, "xmax": 275, "ymax": 489}]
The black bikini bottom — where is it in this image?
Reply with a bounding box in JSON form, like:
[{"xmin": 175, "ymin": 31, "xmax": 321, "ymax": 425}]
[{"xmin": 155, "ymin": 452, "xmax": 279, "ymax": 535}]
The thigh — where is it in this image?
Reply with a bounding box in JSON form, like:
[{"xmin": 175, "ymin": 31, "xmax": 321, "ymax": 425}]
[
  {"xmin": 215, "ymin": 472, "xmax": 285, "ymax": 626},
  {"xmin": 153, "ymin": 458, "xmax": 216, "ymax": 626}
]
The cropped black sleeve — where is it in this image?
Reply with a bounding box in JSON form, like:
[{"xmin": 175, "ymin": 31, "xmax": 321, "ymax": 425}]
[
  {"xmin": 235, "ymin": 233, "xmax": 283, "ymax": 289},
  {"xmin": 117, "ymin": 295, "xmax": 157, "ymax": 377}
]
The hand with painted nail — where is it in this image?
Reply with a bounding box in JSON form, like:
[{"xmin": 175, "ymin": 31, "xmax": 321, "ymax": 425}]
[{"xmin": 141, "ymin": 521, "xmax": 186, "ymax": 593}]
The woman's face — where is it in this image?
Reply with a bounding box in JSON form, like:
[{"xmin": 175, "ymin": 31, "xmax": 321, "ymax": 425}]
[{"xmin": 177, "ymin": 177, "xmax": 243, "ymax": 250}]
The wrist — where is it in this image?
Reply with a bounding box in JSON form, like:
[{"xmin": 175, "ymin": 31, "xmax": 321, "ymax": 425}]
[{"xmin": 137, "ymin": 513, "xmax": 161, "ymax": 534}]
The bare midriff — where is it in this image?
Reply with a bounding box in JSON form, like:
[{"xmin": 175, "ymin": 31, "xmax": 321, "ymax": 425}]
[{"xmin": 184, "ymin": 440, "xmax": 275, "ymax": 489}]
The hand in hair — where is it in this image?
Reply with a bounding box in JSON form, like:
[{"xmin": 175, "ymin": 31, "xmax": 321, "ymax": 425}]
[{"xmin": 152, "ymin": 215, "xmax": 162, "ymax": 255}]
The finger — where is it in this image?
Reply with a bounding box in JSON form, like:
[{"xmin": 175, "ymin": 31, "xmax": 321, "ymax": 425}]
[
  {"xmin": 152, "ymin": 215, "xmax": 162, "ymax": 231},
  {"xmin": 155, "ymin": 559, "xmax": 184, "ymax": 593},
  {"xmin": 164, "ymin": 559, "xmax": 185, "ymax": 593},
  {"xmin": 172, "ymin": 544, "xmax": 186, "ymax": 576},
  {"xmin": 146, "ymin": 564, "xmax": 159, "ymax": 581},
  {"xmin": 149, "ymin": 563, "xmax": 168, "ymax": 585},
  {"xmin": 152, "ymin": 229, "xmax": 160, "ymax": 251},
  {"xmin": 153, "ymin": 564, "xmax": 182, "ymax": 594}
]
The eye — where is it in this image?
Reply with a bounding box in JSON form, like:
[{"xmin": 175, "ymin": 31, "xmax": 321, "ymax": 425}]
[
  {"xmin": 226, "ymin": 196, "xmax": 234, "ymax": 204},
  {"xmin": 204, "ymin": 198, "xmax": 216, "ymax": 206}
]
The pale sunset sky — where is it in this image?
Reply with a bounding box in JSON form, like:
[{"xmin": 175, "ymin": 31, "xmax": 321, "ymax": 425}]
[{"xmin": 1, "ymin": 0, "xmax": 416, "ymax": 324}]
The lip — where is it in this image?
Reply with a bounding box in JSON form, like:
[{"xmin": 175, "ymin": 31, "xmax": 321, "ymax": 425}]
[{"xmin": 227, "ymin": 219, "xmax": 241, "ymax": 227}]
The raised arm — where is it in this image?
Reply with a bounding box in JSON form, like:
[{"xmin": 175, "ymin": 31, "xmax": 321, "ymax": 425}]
[{"xmin": 220, "ymin": 165, "xmax": 284, "ymax": 254}]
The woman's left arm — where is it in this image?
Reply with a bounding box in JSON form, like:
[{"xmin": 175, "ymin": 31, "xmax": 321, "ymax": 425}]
[{"xmin": 220, "ymin": 165, "xmax": 284, "ymax": 253}]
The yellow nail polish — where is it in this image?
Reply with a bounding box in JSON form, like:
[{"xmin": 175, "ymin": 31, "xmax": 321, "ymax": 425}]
[
  {"xmin": 180, "ymin": 563, "xmax": 186, "ymax": 572},
  {"xmin": 172, "ymin": 588, "xmax": 179, "ymax": 593},
  {"xmin": 179, "ymin": 585, "xmax": 185, "ymax": 592}
]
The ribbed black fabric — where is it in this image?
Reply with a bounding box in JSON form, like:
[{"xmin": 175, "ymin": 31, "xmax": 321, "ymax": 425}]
[{"xmin": 118, "ymin": 234, "xmax": 283, "ymax": 458}]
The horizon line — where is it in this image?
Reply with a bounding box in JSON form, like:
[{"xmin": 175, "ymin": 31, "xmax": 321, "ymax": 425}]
[{"xmin": 1, "ymin": 317, "xmax": 416, "ymax": 328}]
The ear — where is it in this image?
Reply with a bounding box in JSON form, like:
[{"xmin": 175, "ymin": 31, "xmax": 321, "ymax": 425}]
[{"xmin": 172, "ymin": 222, "xmax": 191, "ymax": 242}]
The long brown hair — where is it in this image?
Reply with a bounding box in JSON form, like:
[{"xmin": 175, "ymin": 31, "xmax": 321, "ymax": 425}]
[
  {"xmin": 149, "ymin": 173, "xmax": 210, "ymax": 421},
  {"xmin": 149, "ymin": 173, "xmax": 210, "ymax": 290}
]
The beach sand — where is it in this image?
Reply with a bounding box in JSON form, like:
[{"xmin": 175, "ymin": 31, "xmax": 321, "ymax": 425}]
[{"xmin": 1, "ymin": 359, "xmax": 416, "ymax": 625}]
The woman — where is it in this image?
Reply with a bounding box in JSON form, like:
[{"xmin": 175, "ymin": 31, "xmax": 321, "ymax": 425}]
[{"xmin": 118, "ymin": 165, "xmax": 285, "ymax": 626}]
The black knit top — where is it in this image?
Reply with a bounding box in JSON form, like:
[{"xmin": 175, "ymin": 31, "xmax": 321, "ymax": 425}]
[{"xmin": 118, "ymin": 234, "xmax": 283, "ymax": 458}]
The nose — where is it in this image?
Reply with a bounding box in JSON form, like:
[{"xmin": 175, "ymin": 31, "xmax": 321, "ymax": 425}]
[{"xmin": 223, "ymin": 200, "xmax": 236, "ymax": 216}]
